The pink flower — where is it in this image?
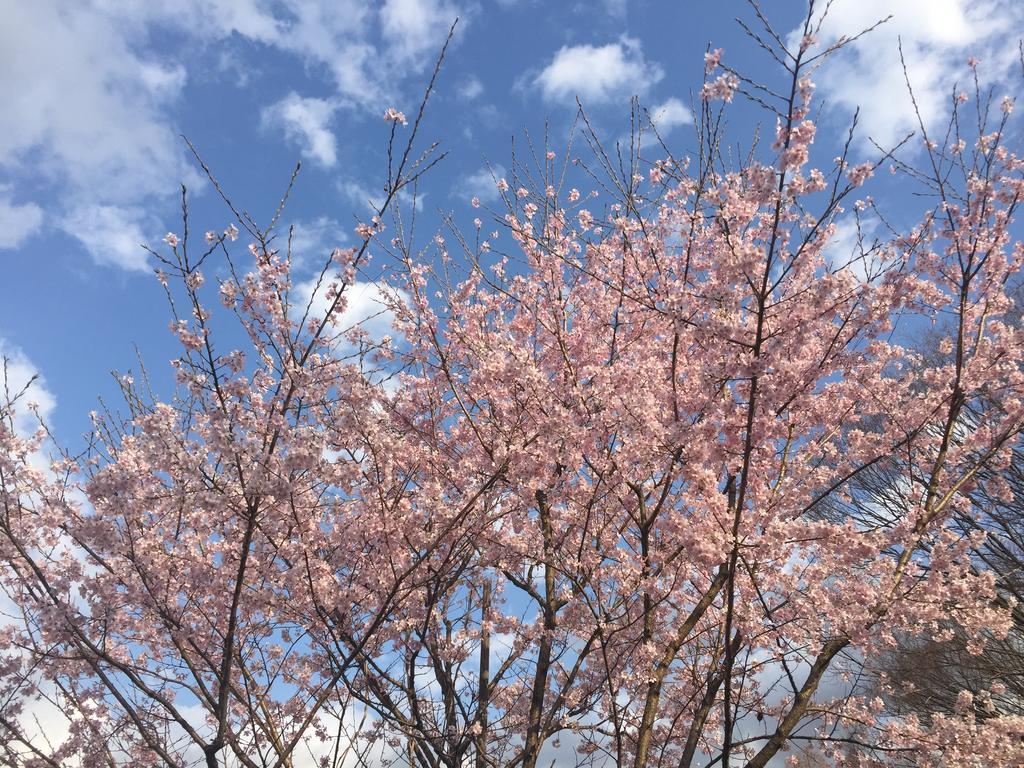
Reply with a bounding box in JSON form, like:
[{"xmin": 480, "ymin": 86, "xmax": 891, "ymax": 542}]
[
  {"xmin": 701, "ymin": 73, "xmax": 739, "ymax": 103},
  {"xmin": 332, "ymin": 246, "xmax": 357, "ymax": 266},
  {"xmin": 967, "ymin": 57, "xmax": 980, "ymax": 68},
  {"xmin": 172, "ymin": 319, "xmax": 203, "ymax": 351},
  {"xmin": 225, "ymin": 223, "xmax": 239, "ymax": 241},
  {"xmin": 496, "ymin": 178, "xmax": 509, "ymax": 192},
  {"xmin": 383, "ymin": 107, "xmax": 408, "ymax": 126},
  {"xmin": 704, "ymin": 48, "xmax": 723, "ymax": 74},
  {"xmin": 163, "ymin": 232, "xmax": 179, "ymax": 248},
  {"xmin": 471, "ymin": 196, "xmax": 480, "ymax": 208},
  {"xmin": 1001, "ymin": 96, "xmax": 1015, "ymax": 115},
  {"xmin": 798, "ymin": 77, "xmax": 815, "ymax": 106},
  {"xmin": 546, "ymin": 150, "xmax": 556, "ymax": 160},
  {"xmin": 847, "ymin": 163, "xmax": 874, "ymax": 187},
  {"xmin": 955, "ymin": 689, "xmax": 974, "ymax": 714}
]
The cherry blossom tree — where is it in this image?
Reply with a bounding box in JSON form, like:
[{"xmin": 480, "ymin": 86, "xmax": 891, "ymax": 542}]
[{"xmin": 3, "ymin": 3, "xmax": 1024, "ymax": 768}]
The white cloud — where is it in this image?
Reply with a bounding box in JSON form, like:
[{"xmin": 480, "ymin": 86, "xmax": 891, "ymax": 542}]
[
  {"xmin": 337, "ymin": 281, "xmax": 406, "ymax": 341},
  {"xmin": 262, "ymin": 93, "xmax": 339, "ymax": 167},
  {"xmin": 380, "ymin": 0, "xmax": 462, "ymax": 66},
  {"xmin": 61, "ymin": 205, "xmax": 154, "ymax": 272},
  {"xmin": 822, "ymin": 215, "xmax": 885, "ymax": 283},
  {"xmin": 534, "ymin": 37, "xmax": 663, "ymax": 105},
  {"xmin": 338, "ymin": 179, "xmax": 425, "ymax": 214},
  {"xmin": 458, "ymin": 163, "xmax": 508, "ymax": 204},
  {"xmin": 134, "ymin": 1, "xmax": 383, "ymax": 104},
  {"xmin": 273, "ymin": 1, "xmax": 382, "ymax": 104},
  {"xmin": 648, "ymin": 97, "xmax": 692, "ymax": 134},
  {"xmin": 458, "ymin": 75, "xmax": 484, "ymax": 101},
  {"xmin": 283, "ymin": 216, "xmax": 347, "ymax": 267},
  {"xmin": 0, "ymin": 191, "xmax": 43, "ymax": 249},
  {"xmin": 132, "ymin": 0, "xmax": 285, "ymax": 44},
  {"xmin": 0, "ymin": 338, "xmax": 56, "ymax": 440},
  {"xmin": 338, "ymin": 180, "xmax": 387, "ymax": 213},
  {"xmin": 293, "ymin": 276, "xmax": 409, "ymax": 347},
  {"xmin": 805, "ymin": 0, "xmax": 1024, "ymax": 150}
]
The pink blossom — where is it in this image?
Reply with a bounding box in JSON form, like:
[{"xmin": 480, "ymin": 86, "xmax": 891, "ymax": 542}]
[
  {"xmin": 847, "ymin": 162, "xmax": 874, "ymax": 187},
  {"xmin": 704, "ymin": 47, "xmax": 723, "ymax": 74},
  {"xmin": 383, "ymin": 107, "xmax": 408, "ymax": 125},
  {"xmin": 701, "ymin": 72, "xmax": 739, "ymax": 102}
]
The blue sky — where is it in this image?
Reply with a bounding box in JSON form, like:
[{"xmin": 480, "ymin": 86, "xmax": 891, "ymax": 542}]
[{"xmin": 2, "ymin": 0, "xmax": 1022, "ymax": 445}]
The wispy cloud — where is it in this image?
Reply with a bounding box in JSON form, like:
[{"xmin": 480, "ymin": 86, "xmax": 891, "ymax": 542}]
[
  {"xmin": 457, "ymin": 164, "xmax": 508, "ymax": 205},
  {"xmin": 0, "ymin": 189, "xmax": 43, "ymax": 249},
  {"xmin": 262, "ymin": 93, "xmax": 340, "ymax": 168},
  {"xmin": 380, "ymin": 0, "xmax": 463, "ymax": 66},
  {"xmin": 648, "ymin": 97, "xmax": 692, "ymax": 135},
  {"xmin": 458, "ymin": 76, "xmax": 485, "ymax": 101},
  {"xmin": 60, "ymin": 205, "xmax": 156, "ymax": 272}
]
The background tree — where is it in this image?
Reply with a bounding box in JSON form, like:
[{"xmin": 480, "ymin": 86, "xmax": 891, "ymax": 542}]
[{"xmin": 867, "ymin": 292, "xmax": 1024, "ymax": 731}]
